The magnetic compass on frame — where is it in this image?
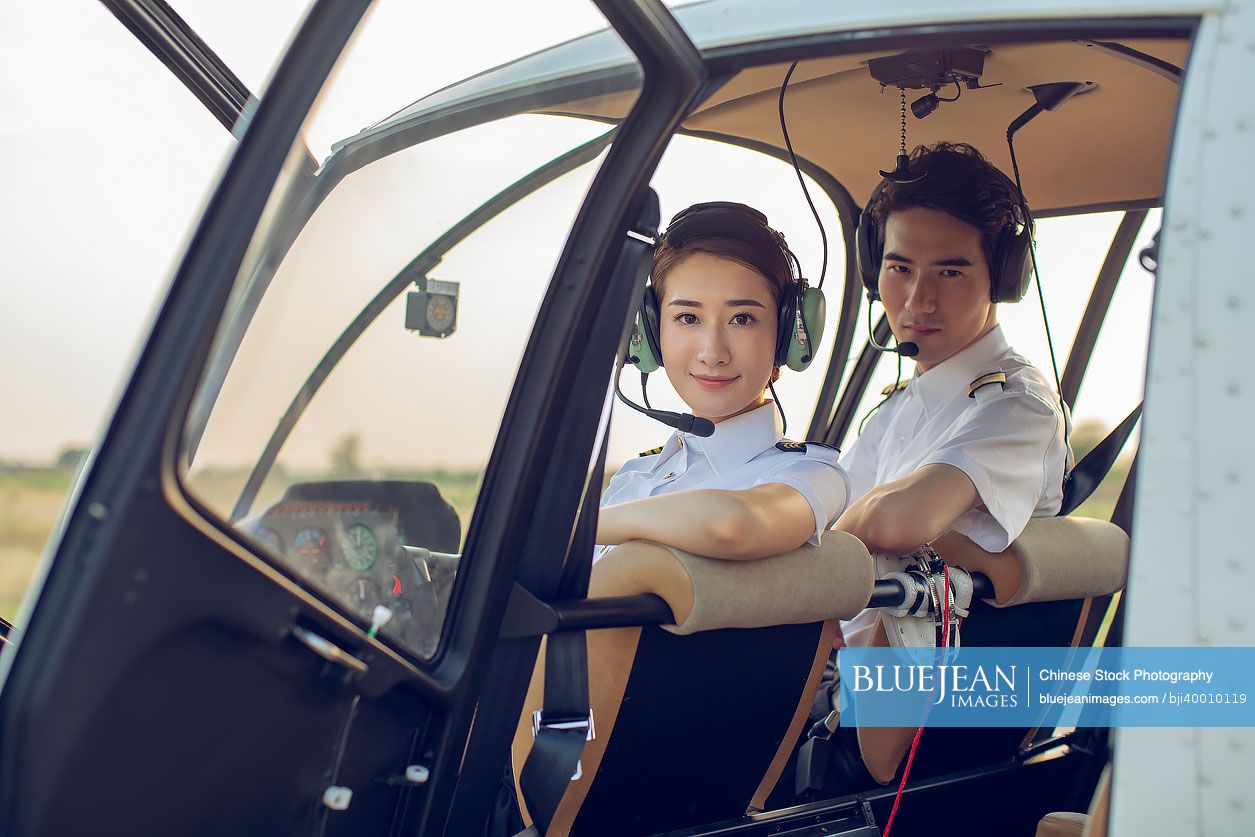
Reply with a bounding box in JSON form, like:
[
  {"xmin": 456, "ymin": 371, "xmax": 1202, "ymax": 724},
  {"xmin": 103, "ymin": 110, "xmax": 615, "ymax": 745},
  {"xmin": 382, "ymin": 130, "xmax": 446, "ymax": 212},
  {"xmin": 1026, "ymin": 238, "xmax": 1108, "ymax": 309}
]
[{"xmin": 405, "ymin": 276, "xmax": 459, "ymax": 338}]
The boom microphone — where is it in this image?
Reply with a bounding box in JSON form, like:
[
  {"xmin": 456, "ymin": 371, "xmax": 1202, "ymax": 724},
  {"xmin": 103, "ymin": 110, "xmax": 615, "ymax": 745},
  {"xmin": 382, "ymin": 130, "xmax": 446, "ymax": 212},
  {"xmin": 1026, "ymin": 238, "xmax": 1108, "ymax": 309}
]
[
  {"xmin": 614, "ymin": 370, "xmax": 716, "ymax": 437},
  {"xmin": 868, "ymin": 332, "xmax": 919, "ymax": 357},
  {"xmin": 866, "ymin": 304, "xmax": 919, "ymax": 357}
]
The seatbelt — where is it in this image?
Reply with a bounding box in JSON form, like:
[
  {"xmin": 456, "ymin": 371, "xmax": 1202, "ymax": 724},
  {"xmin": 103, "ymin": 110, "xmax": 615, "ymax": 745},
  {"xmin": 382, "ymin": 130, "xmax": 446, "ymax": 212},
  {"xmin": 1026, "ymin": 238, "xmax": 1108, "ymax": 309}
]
[
  {"xmin": 1059, "ymin": 402, "xmax": 1142, "ymax": 516},
  {"xmin": 518, "ymin": 429, "xmax": 609, "ymax": 834}
]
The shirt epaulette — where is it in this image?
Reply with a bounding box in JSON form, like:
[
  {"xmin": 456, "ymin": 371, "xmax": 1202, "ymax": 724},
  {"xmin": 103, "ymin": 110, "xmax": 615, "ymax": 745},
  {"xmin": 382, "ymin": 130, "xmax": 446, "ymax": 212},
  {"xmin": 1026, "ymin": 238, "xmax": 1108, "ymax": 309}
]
[
  {"xmin": 637, "ymin": 445, "xmax": 664, "ymax": 458},
  {"xmin": 881, "ymin": 380, "xmax": 910, "ymax": 396},
  {"xmin": 967, "ymin": 371, "xmax": 1007, "ymax": 398},
  {"xmin": 775, "ymin": 440, "xmax": 839, "ymax": 454}
]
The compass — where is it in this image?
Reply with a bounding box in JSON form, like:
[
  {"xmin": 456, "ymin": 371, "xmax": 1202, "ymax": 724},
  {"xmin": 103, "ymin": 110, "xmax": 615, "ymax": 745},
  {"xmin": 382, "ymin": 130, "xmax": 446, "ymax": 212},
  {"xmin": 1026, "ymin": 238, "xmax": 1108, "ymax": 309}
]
[
  {"xmin": 404, "ymin": 277, "xmax": 460, "ymax": 337},
  {"xmin": 426, "ymin": 294, "xmax": 455, "ymax": 334}
]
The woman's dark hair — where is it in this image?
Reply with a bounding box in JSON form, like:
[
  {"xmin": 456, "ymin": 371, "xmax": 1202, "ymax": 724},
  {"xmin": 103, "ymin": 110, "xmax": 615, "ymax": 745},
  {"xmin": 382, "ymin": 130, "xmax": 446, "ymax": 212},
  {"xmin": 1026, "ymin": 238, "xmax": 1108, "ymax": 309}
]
[
  {"xmin": 651, "ymin": 234, "xmax": 792, "ymax": 309},
  {"xmin": 868, "ymin": 141, "xmax": 1031, "ymax": 273}
]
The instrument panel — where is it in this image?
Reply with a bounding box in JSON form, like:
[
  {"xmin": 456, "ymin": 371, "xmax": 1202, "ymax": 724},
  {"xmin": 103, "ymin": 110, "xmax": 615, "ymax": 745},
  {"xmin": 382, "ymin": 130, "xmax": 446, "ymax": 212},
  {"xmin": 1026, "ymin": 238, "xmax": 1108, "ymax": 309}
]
[{"xmin": 249, "ymin": 481, "xmax": 460, "ymax": 658}]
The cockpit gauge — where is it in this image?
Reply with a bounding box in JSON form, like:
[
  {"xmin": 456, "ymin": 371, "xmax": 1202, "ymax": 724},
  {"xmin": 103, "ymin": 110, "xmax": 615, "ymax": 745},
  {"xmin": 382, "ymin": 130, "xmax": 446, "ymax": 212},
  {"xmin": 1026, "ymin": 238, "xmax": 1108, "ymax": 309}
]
[
  {"xmin": 426, "ymin": 295, "xmax": 455, "ymax": 333},
  {"xmin": 341, "ymin": 523, "xmax": 379, "ymax": 570},
  {"xmin": 256, "ymin": 527, "xmax": 283, "ymax": 554},
  {"xmin": 294, "ymin": 528, "xmax": 328, "ymax": 556},
  {"xmin": 404, "ymin": 277, "xmax": 459, "ymax": 337}
]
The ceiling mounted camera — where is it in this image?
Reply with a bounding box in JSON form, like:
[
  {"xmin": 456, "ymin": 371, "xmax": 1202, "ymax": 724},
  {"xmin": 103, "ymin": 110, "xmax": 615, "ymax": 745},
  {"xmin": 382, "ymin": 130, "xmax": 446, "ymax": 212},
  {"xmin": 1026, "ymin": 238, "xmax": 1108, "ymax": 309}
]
[{"xmin": 868, "ymin": 46, "xmax": 1001, "ymax": 119}]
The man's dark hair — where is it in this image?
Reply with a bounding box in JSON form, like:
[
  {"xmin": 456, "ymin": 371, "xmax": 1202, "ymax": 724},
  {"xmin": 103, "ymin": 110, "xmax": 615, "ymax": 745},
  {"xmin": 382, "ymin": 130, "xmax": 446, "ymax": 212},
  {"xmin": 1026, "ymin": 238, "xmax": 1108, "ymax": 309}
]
[{"xmin": 869, "ymin": 141, "xmax": 1030, "ymax": 274}]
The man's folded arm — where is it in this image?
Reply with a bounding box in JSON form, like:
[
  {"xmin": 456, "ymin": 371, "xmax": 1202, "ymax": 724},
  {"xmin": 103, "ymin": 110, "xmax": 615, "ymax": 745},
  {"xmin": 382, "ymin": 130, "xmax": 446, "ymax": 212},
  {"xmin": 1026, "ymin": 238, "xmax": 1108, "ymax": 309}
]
[{"xmin": 835, "ymin": 462, "xmax": 980, "ymax": 554}]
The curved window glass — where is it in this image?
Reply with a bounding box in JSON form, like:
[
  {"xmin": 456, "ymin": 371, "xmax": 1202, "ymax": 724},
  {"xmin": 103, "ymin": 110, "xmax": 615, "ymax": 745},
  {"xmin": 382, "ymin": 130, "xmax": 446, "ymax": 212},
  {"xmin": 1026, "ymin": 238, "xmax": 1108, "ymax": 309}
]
[{"xmin": 181, "ymin": 0, "xmax": 641, "ymax": 659}]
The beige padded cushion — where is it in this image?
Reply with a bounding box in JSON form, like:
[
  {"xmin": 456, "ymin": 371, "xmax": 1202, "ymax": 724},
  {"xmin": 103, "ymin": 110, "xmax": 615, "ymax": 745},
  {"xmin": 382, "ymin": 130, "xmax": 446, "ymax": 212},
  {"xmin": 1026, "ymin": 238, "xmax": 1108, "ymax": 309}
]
[
  {"xmin": 1036, "ymin": 811, "xmax": 1088, "ymax": 837},
  {"xmin": 660, "ymin": 532, "xmax": 875, "ymax": 635},
  {"xmin": 1084, "ymin": 763, "xmax": 1112, "ymax": 837},
  {"xmin": 936, "ymin": 517, "xmax": 1128, "ymax": 607},
  {"xmin": 1034, "ymin": 762, "xmax": 1112, "ymax": 837}
]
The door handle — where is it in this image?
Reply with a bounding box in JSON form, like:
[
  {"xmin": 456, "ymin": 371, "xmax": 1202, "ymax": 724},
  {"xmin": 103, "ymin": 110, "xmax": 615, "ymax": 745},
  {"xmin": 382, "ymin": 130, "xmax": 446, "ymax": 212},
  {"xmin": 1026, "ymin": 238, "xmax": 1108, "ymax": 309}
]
[{"xmin": 291, "ymin": 625, "xmax": 368, "ymax": 676}]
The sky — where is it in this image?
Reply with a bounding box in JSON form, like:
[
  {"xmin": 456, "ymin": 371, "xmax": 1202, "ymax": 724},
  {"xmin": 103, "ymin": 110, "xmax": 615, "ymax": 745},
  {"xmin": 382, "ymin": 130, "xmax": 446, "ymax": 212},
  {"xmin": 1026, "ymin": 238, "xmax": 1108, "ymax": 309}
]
[
  {"xmin": 0, "ymin": 0, "xmax": 606, "ymax": 464},
  {"xmin": 0, "ymin": 0, "xmax": 1155, "ymax": 470}
]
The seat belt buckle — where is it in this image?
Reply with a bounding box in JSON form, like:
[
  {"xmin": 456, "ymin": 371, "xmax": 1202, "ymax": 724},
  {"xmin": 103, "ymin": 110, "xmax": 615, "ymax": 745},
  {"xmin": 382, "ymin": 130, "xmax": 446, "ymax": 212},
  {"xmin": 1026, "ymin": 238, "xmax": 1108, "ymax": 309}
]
[
  {"xmin": 795, "ymin": 727, "xmax": 833, "ymax": 797},
  {"xmin": 531, "ymin": 710, "xmax": 596, "ymax": 742},
  {"xmin": 532, "ymin": 710, "xmax": 595, "ymax": 781},
  {"xmin": 807, "ymin": 708, "xmax": 841, "ymax": 741}
]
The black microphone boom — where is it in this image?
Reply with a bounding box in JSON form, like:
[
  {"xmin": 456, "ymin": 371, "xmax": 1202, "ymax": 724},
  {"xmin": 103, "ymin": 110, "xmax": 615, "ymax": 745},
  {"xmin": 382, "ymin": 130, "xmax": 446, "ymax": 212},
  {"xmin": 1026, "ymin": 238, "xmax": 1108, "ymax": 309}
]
[
  {"xmin": 863, "ymin": 323, "xmax": 923, "ymax": 356},
  {"xmin": 614, "ymin": 370, "xmax": 716, "ymax": 437},
  {"xmin": 866, "ymin": 301, "xmax": 919, "ymax": 357},
  {"xmin": 867, "ymin": 330, "xmax": 919, "ymax": 357}
]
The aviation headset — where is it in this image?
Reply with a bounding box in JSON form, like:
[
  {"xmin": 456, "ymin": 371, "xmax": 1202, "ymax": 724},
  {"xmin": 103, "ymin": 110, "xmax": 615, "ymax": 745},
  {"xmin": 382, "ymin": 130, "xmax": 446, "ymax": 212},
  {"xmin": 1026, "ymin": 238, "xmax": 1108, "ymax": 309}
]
[
  {"xmin": 627, "ymin": 201, "xmax": 826, "ymax": 375},
  {"xmin": 855, "ymin": 160, "xmax": 1034, "ymax": 304}
]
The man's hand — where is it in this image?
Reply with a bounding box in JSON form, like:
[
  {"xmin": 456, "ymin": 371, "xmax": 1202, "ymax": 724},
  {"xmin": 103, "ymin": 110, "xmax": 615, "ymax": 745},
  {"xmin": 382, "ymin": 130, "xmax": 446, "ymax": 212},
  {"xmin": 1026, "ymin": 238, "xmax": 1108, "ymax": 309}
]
[{"xmin": 836, "ymin": 462, "xmax": 980, "ymax": 553}]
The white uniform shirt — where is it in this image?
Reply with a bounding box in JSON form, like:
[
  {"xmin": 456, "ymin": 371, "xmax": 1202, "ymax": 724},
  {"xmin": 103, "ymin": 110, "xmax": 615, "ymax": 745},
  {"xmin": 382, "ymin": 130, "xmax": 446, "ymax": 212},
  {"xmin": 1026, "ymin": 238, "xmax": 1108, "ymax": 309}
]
[
  {"xmin": 839, "ymin": 324, "xmax": 1071, "ymax": 646},
  {"xmin": 597, "ymin": 401, "xmax": 850, "ymax": 557}
]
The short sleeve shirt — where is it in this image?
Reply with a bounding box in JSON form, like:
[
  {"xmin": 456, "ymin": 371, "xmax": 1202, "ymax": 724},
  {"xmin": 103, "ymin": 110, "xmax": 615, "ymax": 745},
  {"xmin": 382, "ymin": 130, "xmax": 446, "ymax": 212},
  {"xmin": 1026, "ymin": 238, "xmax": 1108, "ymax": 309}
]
[
  {"xmin": 596, "ymin": 401, "xmax": 850, "ymax": 558},
  {"xmin": 841, "ymin": 324, "xmax": 1070, "ymax": 551},
  {"xmin": 838, "ymin": 324, "xmax": 1071, "ymax": 645}
]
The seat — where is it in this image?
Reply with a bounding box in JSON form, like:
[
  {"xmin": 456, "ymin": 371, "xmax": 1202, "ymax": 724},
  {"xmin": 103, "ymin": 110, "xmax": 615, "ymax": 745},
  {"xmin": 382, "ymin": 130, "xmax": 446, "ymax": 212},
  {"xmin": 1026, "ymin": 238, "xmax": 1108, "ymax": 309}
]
[
  {"xmin": 511, "ymin": 517, "xmax": 1128, "ymax": 835},
  {"xmin": 850, "ymin": 516, "xmax": 1129, "ymax": 791},
  {"xmin": 511, "ymin": 534, "xmax": 877, "ymax": 836}
]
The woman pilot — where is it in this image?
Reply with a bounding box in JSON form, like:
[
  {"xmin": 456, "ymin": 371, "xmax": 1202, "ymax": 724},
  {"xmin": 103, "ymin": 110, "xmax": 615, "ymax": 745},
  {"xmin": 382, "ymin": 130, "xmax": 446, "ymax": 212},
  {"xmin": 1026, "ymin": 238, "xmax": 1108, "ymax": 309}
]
[
  {"xmin": 593, "ymin": 201, "xmax": 850, "ymax": 579},
  {"xmin": 505, "ymin": 203, "xmax": 851, "ymax": 837}
]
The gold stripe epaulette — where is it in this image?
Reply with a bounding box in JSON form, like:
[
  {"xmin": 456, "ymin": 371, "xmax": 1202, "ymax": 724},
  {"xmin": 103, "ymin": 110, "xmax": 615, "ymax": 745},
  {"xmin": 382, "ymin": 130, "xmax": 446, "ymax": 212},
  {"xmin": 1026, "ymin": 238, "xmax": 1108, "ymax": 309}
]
[
  {"xmin": 881, "ymin": 380, "xmax": 910, "ymax": 396},
  {"xmin": 637, "ymin": 445, "xmax": 664, "ymax": 457},
  {"xmin": 967, "ymin": 371, "xmax": 1007, "ymax": 398}
]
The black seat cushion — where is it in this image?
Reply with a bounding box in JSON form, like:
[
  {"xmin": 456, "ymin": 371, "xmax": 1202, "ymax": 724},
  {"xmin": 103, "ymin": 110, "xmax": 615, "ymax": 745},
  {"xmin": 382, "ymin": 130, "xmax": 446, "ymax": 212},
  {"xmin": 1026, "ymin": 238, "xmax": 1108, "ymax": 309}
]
[{"xmin": 571, "ymin": 621, "xmax": 825, "ymax": 836}]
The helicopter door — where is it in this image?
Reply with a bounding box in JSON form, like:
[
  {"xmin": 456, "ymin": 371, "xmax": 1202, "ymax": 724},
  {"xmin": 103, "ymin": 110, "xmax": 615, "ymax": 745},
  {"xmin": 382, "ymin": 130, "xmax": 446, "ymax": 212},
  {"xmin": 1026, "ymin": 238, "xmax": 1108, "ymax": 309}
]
[{"xmin": 0, "ymin": 1, "xmax": 702, "ymax": 835}]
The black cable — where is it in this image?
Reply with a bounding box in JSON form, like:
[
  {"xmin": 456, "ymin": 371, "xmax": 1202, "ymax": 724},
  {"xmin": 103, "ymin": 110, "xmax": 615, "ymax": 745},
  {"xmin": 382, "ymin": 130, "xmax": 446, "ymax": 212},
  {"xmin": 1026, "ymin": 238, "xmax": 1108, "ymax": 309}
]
[
  {"xmin": 779, "ymin": 62, "xmax": 829, "ymax": 290},
  {"xmin": 768, "ymin": 379, "xmax": 788, "ymax": 436},
  {"xmin": 640, "ymin": 370, "xmax": 652, "ymax": 410},
  {"xmin": 1006, "ymin": 134, "xmax": 1066, "ymax": 405},
  {"xmin": 860, "ymin": 346, "xmax": 902, "ymax": 435},
  {"xmin": 933, "ymin": 81, "xmax": 963, "ymax": 103}
]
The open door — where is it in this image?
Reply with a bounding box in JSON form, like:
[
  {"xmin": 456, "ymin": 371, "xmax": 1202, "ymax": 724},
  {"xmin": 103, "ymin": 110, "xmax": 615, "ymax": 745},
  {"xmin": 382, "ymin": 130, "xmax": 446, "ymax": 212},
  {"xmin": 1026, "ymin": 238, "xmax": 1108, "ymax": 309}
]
[
  {"xmin": 98, "ymin": 0, "xmax": 257, "ymax": 132},
  {"xmin": 0, "ymin": 1, "xmax": 702, "ymax": 834}
]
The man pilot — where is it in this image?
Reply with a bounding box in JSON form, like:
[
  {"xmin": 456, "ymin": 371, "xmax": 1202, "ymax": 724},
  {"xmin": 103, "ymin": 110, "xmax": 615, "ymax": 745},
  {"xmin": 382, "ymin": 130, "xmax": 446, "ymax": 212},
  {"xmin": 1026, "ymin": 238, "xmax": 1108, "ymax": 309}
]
[
  {"xmin": 794, "ymin": 142, "xmax": 1072, "ymax": 796},
  {"xmin": 837, "ymin": 140, "xmax": 1071, "ymax": 643}
]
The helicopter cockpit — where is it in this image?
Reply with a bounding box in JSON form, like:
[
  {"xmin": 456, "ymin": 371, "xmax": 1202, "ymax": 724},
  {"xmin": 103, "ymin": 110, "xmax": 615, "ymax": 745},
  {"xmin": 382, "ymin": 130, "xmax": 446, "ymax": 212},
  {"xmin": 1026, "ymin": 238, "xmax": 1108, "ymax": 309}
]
[
  {"xmin": 3, "ymin": 3, "xmax": 1216, "ymax": 836},
  {"xmin": 174, "ymin": 13, "xmax": 1173, "ymax": 834}
]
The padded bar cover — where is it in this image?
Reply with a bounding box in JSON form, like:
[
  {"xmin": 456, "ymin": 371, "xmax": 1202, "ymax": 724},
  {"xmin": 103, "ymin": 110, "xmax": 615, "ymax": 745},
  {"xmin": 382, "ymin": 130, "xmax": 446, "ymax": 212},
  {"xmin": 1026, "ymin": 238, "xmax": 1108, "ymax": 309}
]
[
  {"xmin": 937, "ymin": 516, "xmax": 1128, "ymax": 607},
  {"xmin": 659, "ymin": 532, "xmax": 875, "ymax": 635}
]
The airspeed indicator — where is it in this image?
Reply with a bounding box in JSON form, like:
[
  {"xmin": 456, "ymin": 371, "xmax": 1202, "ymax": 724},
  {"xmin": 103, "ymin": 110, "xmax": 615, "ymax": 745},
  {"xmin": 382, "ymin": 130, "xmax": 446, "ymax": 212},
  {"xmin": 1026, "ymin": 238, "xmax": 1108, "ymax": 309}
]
[{"xmin": 341, "ymin": 524, "xmax": 379, "ymax": 570}]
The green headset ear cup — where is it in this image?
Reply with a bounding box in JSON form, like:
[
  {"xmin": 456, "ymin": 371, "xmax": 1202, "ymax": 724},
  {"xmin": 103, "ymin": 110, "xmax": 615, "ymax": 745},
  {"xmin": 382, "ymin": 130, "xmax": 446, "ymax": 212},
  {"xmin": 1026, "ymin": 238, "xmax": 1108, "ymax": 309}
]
[
  {"xmin": 786, "ymin": 286, "xmax": 826, "ymax": 372},
  {"xmin": 628, "ymin": 311, "xmax": 660, "ymax": 374}
]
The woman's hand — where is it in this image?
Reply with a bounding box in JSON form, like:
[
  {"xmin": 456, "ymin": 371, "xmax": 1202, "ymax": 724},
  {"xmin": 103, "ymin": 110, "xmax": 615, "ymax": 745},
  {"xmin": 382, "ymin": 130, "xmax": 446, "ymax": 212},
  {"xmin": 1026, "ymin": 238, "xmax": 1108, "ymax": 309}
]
[{"xmin": 596, "ymin": 483, "xmax": 818, "ymax": 561}]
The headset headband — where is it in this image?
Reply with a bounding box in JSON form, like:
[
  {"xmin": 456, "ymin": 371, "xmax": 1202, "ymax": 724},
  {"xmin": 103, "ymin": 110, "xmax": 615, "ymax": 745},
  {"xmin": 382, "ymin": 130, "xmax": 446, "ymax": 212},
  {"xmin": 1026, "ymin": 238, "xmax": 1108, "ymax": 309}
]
[{"xmin": 662, "ymin": 202, "xmax": 789, "ymax": 258}]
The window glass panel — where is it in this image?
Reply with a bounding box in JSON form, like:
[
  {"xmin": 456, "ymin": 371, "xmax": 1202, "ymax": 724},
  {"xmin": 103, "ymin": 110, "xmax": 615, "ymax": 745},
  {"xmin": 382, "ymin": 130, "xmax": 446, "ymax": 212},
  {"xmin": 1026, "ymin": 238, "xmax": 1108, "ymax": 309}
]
[
  {"xmin": 0, "ymin": 2, "xmax": 236, "ymax": 623},
  {"xmin": 1069, "ymin": 209, "xmax": 1159, "ymax": 520},
  {"xmin": 180, "ymin": 0, "xmax": 640, "ymax": 659}
]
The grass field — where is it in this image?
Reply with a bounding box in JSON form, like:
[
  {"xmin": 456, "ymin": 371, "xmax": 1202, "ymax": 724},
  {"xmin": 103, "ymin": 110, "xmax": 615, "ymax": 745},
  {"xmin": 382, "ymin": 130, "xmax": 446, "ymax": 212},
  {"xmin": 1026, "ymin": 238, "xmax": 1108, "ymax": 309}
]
[
  {"xmin": 0, "ymin": 468, "xmax": 72, "ymax": 620},
  {"xmin": 0, "ymin": 457, "xmax": 1128, "ymax": 623},
  {"xmin": 0, "ymin": 465, "xmax": 484, "ymax": 622}
]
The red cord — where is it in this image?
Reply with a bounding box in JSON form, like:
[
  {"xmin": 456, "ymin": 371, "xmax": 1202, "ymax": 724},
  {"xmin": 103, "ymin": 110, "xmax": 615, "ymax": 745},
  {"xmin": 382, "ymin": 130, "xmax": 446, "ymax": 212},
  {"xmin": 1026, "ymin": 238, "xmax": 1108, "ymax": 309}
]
[{"xmin": 883, "ymin": 566, "xmax": 951, "ymax": 837}]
